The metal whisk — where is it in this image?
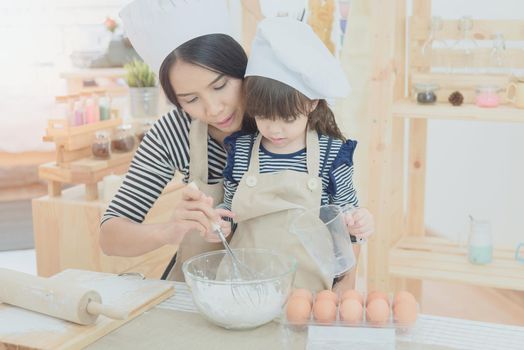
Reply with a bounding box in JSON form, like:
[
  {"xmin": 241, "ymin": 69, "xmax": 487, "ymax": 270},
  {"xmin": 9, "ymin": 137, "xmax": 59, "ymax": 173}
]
[{"xmin": 187, "ymin": 182, "xmax": 262, "ymax": 305}]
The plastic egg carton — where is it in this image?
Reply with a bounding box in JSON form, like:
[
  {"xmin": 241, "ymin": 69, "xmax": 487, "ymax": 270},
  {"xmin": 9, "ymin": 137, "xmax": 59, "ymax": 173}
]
[{"xmin": 279, "ymin": 289, "xmax": 419, "ymax": 330}]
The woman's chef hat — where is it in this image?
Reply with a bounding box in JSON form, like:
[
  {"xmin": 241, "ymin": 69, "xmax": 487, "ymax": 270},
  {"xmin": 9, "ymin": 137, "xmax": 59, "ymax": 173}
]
[
  {"xmin": 245, "ymin": 18, "xmax": 350, "ymax": 99},
  {"xmin": 120, "ymin": 0, "xmax": 232, "ymax": 74}
]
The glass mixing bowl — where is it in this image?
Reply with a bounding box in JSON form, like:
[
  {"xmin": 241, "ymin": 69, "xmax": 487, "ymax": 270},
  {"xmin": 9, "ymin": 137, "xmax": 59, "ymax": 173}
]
[{"xmin": 182, "ymin": 248, "xmax": 297, "ymax": 329}]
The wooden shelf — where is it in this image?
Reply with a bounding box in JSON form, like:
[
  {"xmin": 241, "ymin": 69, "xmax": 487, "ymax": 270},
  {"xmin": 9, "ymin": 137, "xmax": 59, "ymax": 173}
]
[
  {"xmin": 39, "ymin": 151, "xmax": 134, "ymax": 184},
  {"xmin": 392, "ymin": 100, "xmax": 524, "ymax": 123},
  {"xmin": 389, "ymin": 236, "xmax": 524, "ymax": 291}
]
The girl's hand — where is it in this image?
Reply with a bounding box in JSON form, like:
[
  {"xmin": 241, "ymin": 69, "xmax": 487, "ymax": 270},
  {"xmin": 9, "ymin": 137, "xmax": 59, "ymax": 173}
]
[{"xmin": 344, "ymin": 207, "xmax": 374, "ymax": 239}]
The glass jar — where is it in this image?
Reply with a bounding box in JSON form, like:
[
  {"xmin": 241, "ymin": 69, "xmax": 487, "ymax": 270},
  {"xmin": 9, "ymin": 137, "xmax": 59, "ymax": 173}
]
[
  {"xmin": 92, "ymin": 131, "xmax": 111, "ymax": 159},
  {"xmin": 112, "ymin": 124, "xmax": 136, "ymax": 152},
  {"xmin": 413, "ymin": 83, "xmax": 439, "ymax": 104},
  {"xmin": 136, "ymin": 119, "xmax": 155, "ymax": 142},
  {"xmin": 475, "ymin": 85, "xmax": 502, "ymax": 108}
]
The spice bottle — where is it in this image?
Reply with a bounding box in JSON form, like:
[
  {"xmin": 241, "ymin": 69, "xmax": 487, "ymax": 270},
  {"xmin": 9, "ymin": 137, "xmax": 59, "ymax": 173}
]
[
  {"xmin": 112, "ymin": 124, "xmax": 136, "ymax": 152},
  {"xmin": 92, "ymin": 131, "xmax": 111, "ymax": 159}
]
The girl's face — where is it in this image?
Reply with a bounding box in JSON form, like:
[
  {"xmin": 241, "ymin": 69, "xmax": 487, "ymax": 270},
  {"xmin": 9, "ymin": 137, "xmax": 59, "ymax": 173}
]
[
  {"xmin": 169, "ymin": 60, "xmax": 244, "ymax": 134},
  {"xmin": 255, "ymin": 115, "xmax": 308, "ymax": 154}
]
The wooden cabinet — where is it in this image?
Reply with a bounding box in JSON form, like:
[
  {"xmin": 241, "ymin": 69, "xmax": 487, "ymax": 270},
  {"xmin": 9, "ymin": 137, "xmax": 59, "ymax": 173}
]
[{"xmin": 32, "ymin": 180, "xmax": 184, "ymax": 278}]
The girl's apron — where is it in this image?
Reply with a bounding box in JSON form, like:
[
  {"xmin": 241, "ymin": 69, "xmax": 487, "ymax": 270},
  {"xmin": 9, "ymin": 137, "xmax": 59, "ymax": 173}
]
[
  {"xmin": 229, "ymin": 129, "xmax": 333, "ymax": 290},
  {"xmin": 165, "ymin": 120, "xmax": 225, "ymax": 281}
]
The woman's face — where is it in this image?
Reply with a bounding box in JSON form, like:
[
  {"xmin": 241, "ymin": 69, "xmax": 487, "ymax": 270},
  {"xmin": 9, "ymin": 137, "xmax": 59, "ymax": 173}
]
[{"xmin": 169, "ymin": 60, "xmax": 244, "ymax": 133}]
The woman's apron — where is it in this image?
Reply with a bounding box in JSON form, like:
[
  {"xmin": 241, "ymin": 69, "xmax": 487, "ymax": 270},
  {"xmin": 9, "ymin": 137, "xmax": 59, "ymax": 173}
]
[
  {"xmin": 229, "ymin": 129, "xmax": 333, "ymax": 291},
  {"xmin": 165, "ymin": 120, "xmax": 225, "ymax": 281}
]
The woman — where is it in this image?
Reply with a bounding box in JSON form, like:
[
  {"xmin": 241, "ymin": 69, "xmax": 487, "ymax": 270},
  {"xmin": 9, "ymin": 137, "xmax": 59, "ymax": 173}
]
[{"xmin": 100, "ymin": 0, "xmax": 255, "ymax": 280}]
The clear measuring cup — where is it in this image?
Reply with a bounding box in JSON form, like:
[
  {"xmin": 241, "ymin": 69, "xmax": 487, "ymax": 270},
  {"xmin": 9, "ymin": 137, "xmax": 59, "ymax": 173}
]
[{"xmin": 290, "ymin": 204, "xmax": 356, "ymax": 279}]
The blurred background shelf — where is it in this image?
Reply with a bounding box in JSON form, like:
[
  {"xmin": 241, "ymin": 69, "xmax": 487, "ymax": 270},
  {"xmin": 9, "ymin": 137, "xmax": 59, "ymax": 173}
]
[
  {"xmin": 60, "ymin": 68, "xmax": 127, "ymax": 95},
  {"xmin": 392, "ymin": 99, "xmax": 524, "ymax": 123},
  {"xmin": 389, "ymin": 236, "xmax": 524, "ymax": 291}
]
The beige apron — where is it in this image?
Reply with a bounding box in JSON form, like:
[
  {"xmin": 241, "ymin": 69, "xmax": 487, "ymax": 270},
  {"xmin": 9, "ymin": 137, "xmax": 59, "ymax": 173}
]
[
  {"xmin": 165, "ymin": 120, "xmax": 225, "ymax": 281},
  {"xmin": 229, "ymin": 129, "xmax": 333, "ymax": 291}
]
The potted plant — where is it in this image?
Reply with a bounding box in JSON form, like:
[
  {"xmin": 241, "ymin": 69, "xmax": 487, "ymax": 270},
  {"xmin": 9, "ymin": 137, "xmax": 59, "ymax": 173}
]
[{"xmin": 124, "ymin": 59, "xmax": 159, "ymax": 119}]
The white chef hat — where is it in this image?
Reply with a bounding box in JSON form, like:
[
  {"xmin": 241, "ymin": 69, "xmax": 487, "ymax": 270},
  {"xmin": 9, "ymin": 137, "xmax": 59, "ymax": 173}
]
[
  {"xmin": 245, "ymin": 17, "xmax": 350, "ymax": 99},
  {"xmin": 120, "ymin": 0, "xmax": 232, "ymax": 74}
]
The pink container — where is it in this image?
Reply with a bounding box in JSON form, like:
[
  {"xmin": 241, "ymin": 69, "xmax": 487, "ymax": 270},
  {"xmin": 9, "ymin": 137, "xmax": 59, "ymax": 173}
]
[{"xmin": 475, "ymin": 85, "xmax": 502, "ymax": 108}]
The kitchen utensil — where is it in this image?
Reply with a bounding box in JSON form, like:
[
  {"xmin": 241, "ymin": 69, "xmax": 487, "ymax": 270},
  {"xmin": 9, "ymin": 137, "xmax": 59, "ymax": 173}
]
[
  {"xmin": 182, "ymin": 248, "xmax": 296, "ymax": 329},
  {"xmin": 290, "ymin": 204, "xmax": 356, "ymax": 280},
  {"xmin": 0, "ymin": 268, "xmax": 128, "ymax": 325}
]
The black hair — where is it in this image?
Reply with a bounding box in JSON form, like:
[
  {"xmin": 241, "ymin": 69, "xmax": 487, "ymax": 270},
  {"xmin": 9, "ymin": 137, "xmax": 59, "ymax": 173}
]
[{"xmin": 159, "ymin": 34, "xmax": 256, "ymax": 132}]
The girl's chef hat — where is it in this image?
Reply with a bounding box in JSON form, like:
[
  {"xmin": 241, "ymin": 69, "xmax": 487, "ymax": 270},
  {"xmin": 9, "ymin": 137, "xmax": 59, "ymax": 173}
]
[
  {"xmin": 245, "ymin": 18, "xmax": 350, "ymax": 99},
  {"xmin": 120, "ymin": 0, "xmax": 232, "ymax": 74}
]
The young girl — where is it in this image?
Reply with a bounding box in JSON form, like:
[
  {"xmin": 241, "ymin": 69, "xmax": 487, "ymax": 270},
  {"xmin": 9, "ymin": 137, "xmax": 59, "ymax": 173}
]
[{"xmin": 222, "ymin": 17, "xmax": 374, "ymax": 291}]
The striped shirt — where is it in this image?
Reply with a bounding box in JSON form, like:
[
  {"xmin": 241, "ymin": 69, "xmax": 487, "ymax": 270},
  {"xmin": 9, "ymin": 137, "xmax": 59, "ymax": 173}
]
[
  {"xmin": 101, "ymin": 108, "xmax": 226, "ymax": 225},
  {"xmin": 223, "ymin": 132, "xmax": 359, "ymax": 211}
]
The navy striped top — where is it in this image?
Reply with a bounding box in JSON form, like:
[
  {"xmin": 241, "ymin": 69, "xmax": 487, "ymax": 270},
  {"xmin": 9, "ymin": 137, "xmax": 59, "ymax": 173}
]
[
  {"xmin": 101, "ymin": 108, "xmax": 226, "ymax": 225},
  {"xmin": 223, "ymin": 131, "xmax": 359, "ymax": 211}
]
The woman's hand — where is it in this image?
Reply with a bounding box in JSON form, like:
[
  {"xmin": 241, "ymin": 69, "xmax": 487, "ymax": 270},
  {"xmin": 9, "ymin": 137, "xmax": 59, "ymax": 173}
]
[
  {"xmin": 162, "ymin": 185, "xmax": 234, "ymax": 244},
  {"xmin": 344, "ymin": 207, "xmax": 374, "ymax": 239}
]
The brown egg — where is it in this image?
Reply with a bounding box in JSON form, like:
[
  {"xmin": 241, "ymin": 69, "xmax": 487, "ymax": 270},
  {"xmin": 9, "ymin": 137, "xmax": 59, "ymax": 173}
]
[
  {"xmin": 291, "ymin": 288, "xmax": 313, "ymax": 304},
  {"xmin": 286, "ymin": 296, "xmax": 312, "ymax": 324},
  {"xmin": 340, "ymin": 289, "xmax": 364, "ymax": 305},
  {"xmin": 393, "ymin": 291, "xmax": 417, "ymax": 306},
  {"xmin": 316, "ymin": 290, "xmax": 338, "ymax": 305},
  {"xmin": 366, "ymin": 291, "xmax": 389, "ymax": 306},
  {"xmin": 313, "ymin": 298, "xmax": 337, "ymax": 324},
  {"xmin": 339, "ymin": 299, "xmax": 363, "ymax": 324},
  {"xmin": 366, "ymin": 298, "xmax": 390, "ymax": 324},
  {"xmin": 393, "ymin": 300, "xmax": 418, "ymax": 325}
]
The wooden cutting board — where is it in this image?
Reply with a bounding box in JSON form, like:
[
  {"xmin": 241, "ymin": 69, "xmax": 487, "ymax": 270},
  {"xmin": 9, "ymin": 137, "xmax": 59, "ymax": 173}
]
[{"xmin": 0, "ymin": 269, "xmax": 174, "ymax": 350}]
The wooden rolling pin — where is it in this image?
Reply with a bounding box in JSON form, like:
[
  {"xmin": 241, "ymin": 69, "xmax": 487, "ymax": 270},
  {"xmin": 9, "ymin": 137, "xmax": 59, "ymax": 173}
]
[{"xmin": 0, "ymin": 268, "xmax": 129, "ymax": 325}]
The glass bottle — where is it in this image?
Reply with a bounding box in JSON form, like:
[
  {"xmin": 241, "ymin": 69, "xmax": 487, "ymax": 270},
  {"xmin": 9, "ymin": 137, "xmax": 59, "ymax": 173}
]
[
  {"xmin": 98, "ymin": 91, "xmax": 112, "ymax": 121},
  {"xmin": 72, "ymin": 94, "xmax": 84, "ymax": 126},
  {"xmin": 452, "ymin": 16, "xmax": 478, "ymax": 74},
  {"xmin": 92, "ymin": 131, "xmax": 111, "ymax": 159},
  {"xmin": 421, "ymin": 16, "xmax": 449, "ymax": 73},
  {"xmin": 112, "ymin": 124, "xmax": 136, "ymax": 152},
  {"xmin": 468, "ymin": 216, "xmax": 492, "ymax": 265},
  {"xmin": 489, "ymin": 32, "xmax": 508, "ymax": 75},
  {"xmin": 84, "ymin": 93, "xmax": 97, "ymax": 124}
]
